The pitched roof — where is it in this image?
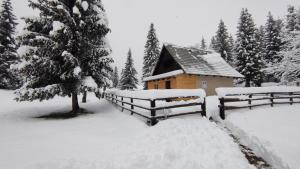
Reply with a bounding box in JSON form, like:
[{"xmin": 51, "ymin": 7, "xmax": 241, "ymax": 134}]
[{"xmin": 160, "ymin": 43, "xmax": 244, "ymax": 78}]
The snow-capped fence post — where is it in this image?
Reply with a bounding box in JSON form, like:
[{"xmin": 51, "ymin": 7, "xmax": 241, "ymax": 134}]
[
  {"xmin": 130, "ymin": 98, "xmax": 134, "ymax": 115},
  {"xmin": 201, "ymin": 98, "xmax": 206, "ymax": 117},
  {"xmin": 219, "ymin": 98, "xmax": 225, "ymax": 120},
  {"xmin": 270, "ymin": 93, "xmax": 274, "ymax": 107},
  {"xmin": 289, "ymin": 92, "xmax": 293, "ymax": 105},
  {"xmin": 121, "ymin": 97, "xmax": 124, "ymax": 112},
  {"xmin": 115, "ymin": 95, "xmax": 118, "ymax": 104},
  {"xmin": 248, "ymin": 94, "xmax": 252, "ymax": 110},
  {"xmin": 150, "ymin": 100, "xmax": 157, "ymax": 126}
]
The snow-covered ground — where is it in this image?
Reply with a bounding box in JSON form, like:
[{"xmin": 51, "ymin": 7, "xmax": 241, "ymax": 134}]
[
  {"xmin": 224, "ymin": 105, "xmax": 300, "ymax": 169},
  {"xmin": 0, "ymin": 90, "xmax": 254, "ymax": 169}
]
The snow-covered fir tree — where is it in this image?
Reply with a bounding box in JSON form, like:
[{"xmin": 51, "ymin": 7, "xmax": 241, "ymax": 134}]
[
  {"xmin": 0, "ymin": 0, "xmax": 19, "ymax": 89},
  {"xmin": 120, "ymin": 49, "xmax": 138, "ymax": 90},
  {"xmin": 286, "ymin": 5, "xmax": 298, "ymax": 32},
  {"xmin": 215, "ymin": 20, "xmax": 233, "ymax": 63},
  {"xmin": 143, "ymin": 23, "xmax": 160, "ymax": 78},
  {"xmin": 264, "ymin": 12, "xmax": 284, "ymax": 65},
  {"xmin": 209, "ymin": 36, "xmax": 218, "ymax": 51},
  {"xmin": 270, "ymin": 30, "xmax": 300, "ymax": 83},
  {"xmin": 200, "ymin": 37, "xmax": 207, "ymax": 50},
  {"xmin": 112, "ymin": 66, "xmax": 119, "ymax": 88},
  {"xmin": 268, "ymin": 6, "xmax": 300, "ymax": 83},
  {"xmin": 15, "ymin": 0, "xmax": 113, "ymax": 113},
  {"xmin": 235, "ymin": 8, "xmax": 264, "ymax": 87}
]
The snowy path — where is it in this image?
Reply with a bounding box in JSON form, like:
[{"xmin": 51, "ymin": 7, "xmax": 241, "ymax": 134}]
[
  {"xmin": 0, "ymin": 90, "xmax": 254, "ymax": 169},
  {"xmin": 224, "ymin": 104, "xmax": 300, "ymax": 169}
]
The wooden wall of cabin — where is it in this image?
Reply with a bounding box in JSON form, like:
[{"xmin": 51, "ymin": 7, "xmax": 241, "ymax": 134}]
[{"xmin": 146, "ymin": 74, "xmax": 234, "ymax": 96}]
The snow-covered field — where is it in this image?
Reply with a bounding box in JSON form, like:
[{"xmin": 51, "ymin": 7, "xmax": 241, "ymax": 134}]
[
  {"xmin": 224, "ymin": 105, "xmax": 300, "ymax": 169},
  {"xmin": 0, "ymin": 90, "xmax": 253, "ymax": 169}
]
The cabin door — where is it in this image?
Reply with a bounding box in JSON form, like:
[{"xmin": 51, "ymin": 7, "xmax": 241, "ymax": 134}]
[{"xmin": 165, "ymin": 81, "xmax": 171, "ymax": 89}]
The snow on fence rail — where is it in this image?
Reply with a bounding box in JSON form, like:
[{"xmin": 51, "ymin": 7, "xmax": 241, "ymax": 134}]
[
  {"xmin": 104, "ymin": 89, "xmax": 206, "ymax": 125},
  {"xmin": 216, "ymin": 87, "xmax": 300, "ymax": 120}
]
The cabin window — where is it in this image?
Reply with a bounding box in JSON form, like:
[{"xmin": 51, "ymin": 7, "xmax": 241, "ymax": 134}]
[{"xmin": 201, "ymin": 81, "xmax": 208, "ymax": 89}]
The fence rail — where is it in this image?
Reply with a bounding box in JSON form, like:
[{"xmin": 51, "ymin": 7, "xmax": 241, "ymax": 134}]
[
  {"xmin": 219, "ymin": 91, "xmax": 300, "ymax": 119},
  {"xmin": 105, "ymin": 93, "xmax": 206, "ymax": 126}
]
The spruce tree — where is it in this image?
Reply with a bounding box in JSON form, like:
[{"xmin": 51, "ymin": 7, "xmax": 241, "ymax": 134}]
[
  {"xmin": 143, "ymin": 23, "xmax": 160, "ymax": 78},
  {"xmin": 15, "ymin": 0, "xmax": 113, "ymax": 113},
  {"xmin": 112, "ymin": 66, "xmax": 119, "ymax": 88},
  {"xmin": 264, "ymin": 12, "xmax": 284, "ymax": 65},
  {"xmin": 120, "ymin": 49, "xmax": 138, "ymax": 90},
  {"xmin": 0, "ymin": 0, "xmax": 19, "ymax": 89},
  {"xmin": 235, "ymin": 8, "xmax": 263, "ymax": 87},
  {"xmin": 286, "ymin": 5, "xmax": 297, "ymax": 32},
  {"xmin": 270, "ymin": 30, "xmax": 300, "ymax": 83},
  {"xmin": 200, "ymin": 37, "xmax": 207, "ymax": 50},
  {"xmin": 209, "ymin": 36, "xmax": 218, "ymax": 51},
  {"xmin": 215, "ymin": 20, "xmax": 233, "ymax": 63}
]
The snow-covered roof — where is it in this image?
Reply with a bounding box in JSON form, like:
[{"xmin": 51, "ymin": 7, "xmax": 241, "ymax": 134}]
[
  {"xmin": 161, "ymin": 43, "xmax": 244, "ymax": 78},
  {"xmin": 143, "ymin": 70, "xmax": 184, "ymax": 81}
]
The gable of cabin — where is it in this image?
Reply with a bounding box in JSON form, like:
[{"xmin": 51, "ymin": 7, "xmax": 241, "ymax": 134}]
[{"xmin": 152, "ymin": 47, "xmax": 182, "ymax": 76}]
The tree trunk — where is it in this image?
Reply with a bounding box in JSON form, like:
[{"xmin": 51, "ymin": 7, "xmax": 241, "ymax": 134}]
[
  {"xmin": 72, "ymin": 92, "xmax": 80, "ymax": 114},
  {"xmin": 245, "ymin": 79, "xmax": 251, "ymax": 87},
  {"xmin": 82, "ymin": 91, "xmax": 87, "ymax": 103}
]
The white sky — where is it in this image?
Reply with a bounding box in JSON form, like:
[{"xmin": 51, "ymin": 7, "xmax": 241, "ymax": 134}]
[{"xmin": 5, "ymin": 0, "xmax": 300, "ymax": 81}]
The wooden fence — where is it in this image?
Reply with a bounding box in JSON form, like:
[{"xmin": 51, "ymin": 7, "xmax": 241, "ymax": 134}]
[
  {"xmin": 219, "ymin": 91, "xmax": 300, "ymax": 119},
  {"xmin": 104, "ymin": 93, "xmax": 206, "ymax": 126}
]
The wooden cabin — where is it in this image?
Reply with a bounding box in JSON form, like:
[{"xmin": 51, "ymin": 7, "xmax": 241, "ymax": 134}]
[{"xmin": 143, "ymin": 43, "xmax": 244, "ymax": 96}]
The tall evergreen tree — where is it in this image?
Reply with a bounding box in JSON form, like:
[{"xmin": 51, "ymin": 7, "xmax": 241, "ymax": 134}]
[
  {"xmin": 209, "ymin": 36, "xmax": 218, "ymax": 51},
  {"xmin": 235, "ymin": 8, "xmax": 263, "ymax": 87},
  {"xmin": 264, "ymin": 12, "xmax": 284, "ymax": 65},
  {"xmin": 286, "ymin": 5, "xmax": 297, "ymax": 32},
  {"xmin": 143, "ymin": 23, "xmax": 160, "ymax": 78},
  {"xmin": 200, "ymin": 37, "xmax": 207, "ymax": 50},
  {"xmin": 0, "ymin": 0, "xmax": 19, "ymax": 89},
  {"xmin": 112, "ymin": 66, "xmax": 119, "ymax": 88},
  {"xmin": 215, "ymin": 20, "xmax": 233, "ymax": 63},
  {"xmin": 120, "ymin": 49, "xmax": 138, "ymax": 90},
  {"xmin": 269, "ymin": 30, "xmax": 300, "ymax": 83},
  {"xmin": 15, "ymin": 0, "xmax": 113, "ymax": 113}
]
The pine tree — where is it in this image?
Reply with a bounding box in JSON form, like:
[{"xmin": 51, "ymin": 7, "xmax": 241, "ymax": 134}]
[
  {"xmin": 270, "ymin": 31, "xmax": 300, "ymax": 83},
  {"xmin": 112, "ymin": 66, "xmax": 119, "ymax": 88},
  {"xmin": 15, "ymin": 0, "xmax": 113, "ymax": 113},
  {"xmin": 0, "ymin": 0, "xmax": 19, "ymax": 89},
  {"xmin": 209, "ymin": 36, "xmax": 218, "ymax": 51},
  {"xmin": 228, "ymin": 35, "xmax": 235, "ymax": 65},
  {"xmin": 235, "ymin": 8, "xmax": 264, "ymax": 87},
  {"xmin": 264, "ymin": 12, "xmax": 284, "ymax": 65},
  {"xmin": 120, "ymin": 49, "xmax": 138, "ymax": 90},
  {"xmin": 286, "ymin": 5, "xmax": 297, "ymax": 32},
  {"xmin": 200, "ymin": 37, "xmax": 207, "ymax": 50},
  {"xmin": 215, "ymin": 20, "xmax": 233, "ymax": 63},
  {"xmin": 143, "ymin": 23, "xmax": 160, "ymax": 78}
]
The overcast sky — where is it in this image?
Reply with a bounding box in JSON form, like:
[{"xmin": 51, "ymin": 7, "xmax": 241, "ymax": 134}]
[{"xmin": 5, "ymin": 0, "xmax": 300, "ymax": 81}]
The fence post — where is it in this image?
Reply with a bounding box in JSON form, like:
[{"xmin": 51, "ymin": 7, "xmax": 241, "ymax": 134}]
[
  {"xmin": 150, "ymin": 100, "xmax": 157, "ymax": 126},
  {"xmin": 289, "ymin": 92, "xmax": 293, "ymax": 105},
  {"xmin": 219, "ymin": 98, "xmax": 225, "ymax": 120},
  {"xmin": 121, "ymin": 97, "xmax": 124, "ymax": 112},
  {"xmin": 249, "ymin": 94, "xmax": 252, "ymax": 110},
  {"xmin": 115, "ymin": 95, "xmax": 118, "ymax": 104},
  {"xmin": 201, "ymin": 98, "xmax": 206, "ymax": 117},
  {"xmin": 111, "ymin": 94, "xmax": 114, "ymax": 103},
  {"xmin": 270, "ymin": 93, "xmax": 274, "ymax": 107},
  {"xmin": 130, "ymin": 98, "xmax": 134, "ymax": 115}
]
